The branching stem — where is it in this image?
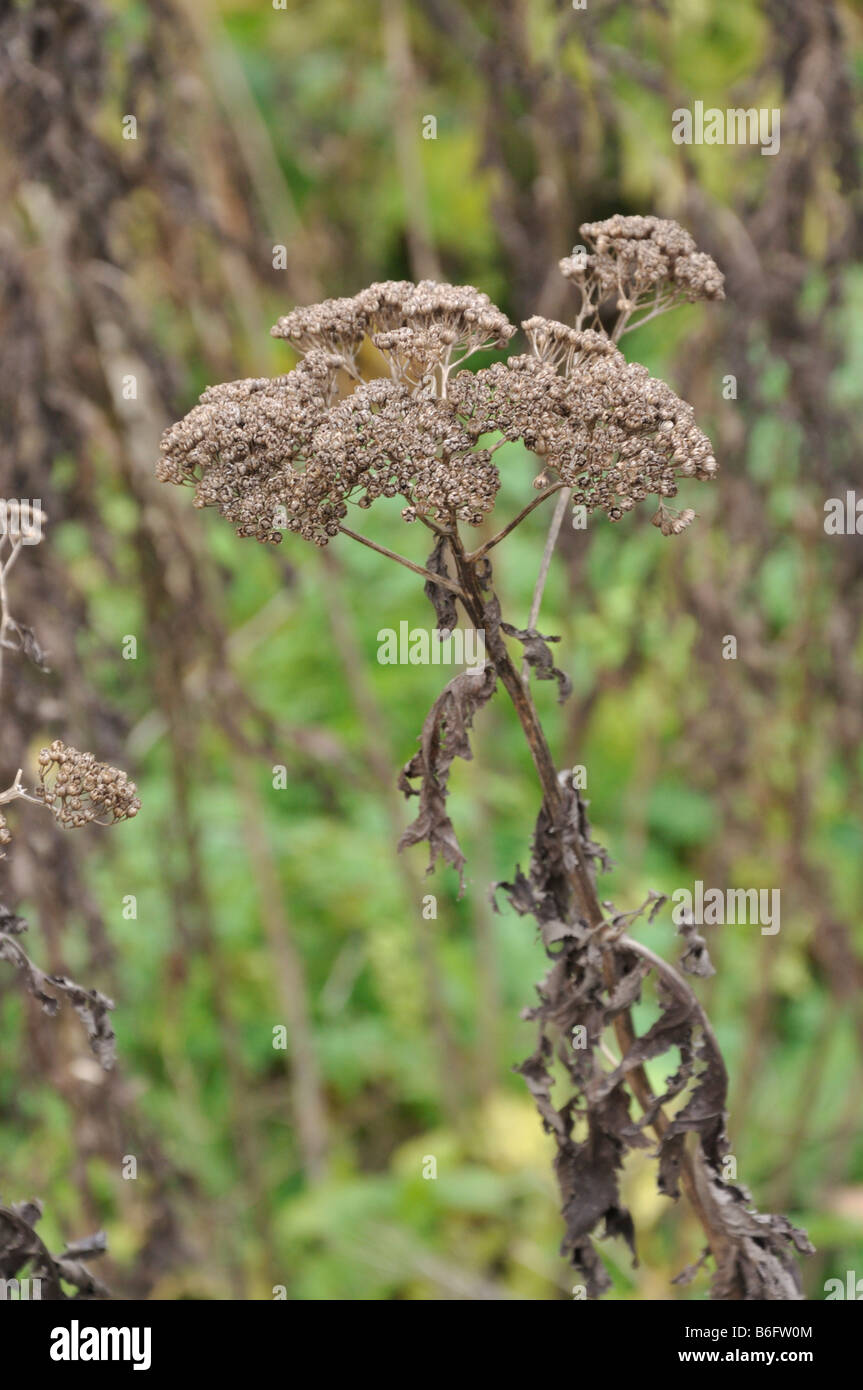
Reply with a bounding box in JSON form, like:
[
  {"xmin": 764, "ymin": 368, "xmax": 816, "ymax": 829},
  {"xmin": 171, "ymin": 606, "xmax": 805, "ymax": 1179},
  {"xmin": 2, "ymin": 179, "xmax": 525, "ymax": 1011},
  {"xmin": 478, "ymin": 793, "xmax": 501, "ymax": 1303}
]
[
  {"xmin": 465, "ymin": 483, "xmax": 565, "ymax": 563},
  {"xmin": 338, "ymin": 525, "xmax": 466, "ymax": 598}
]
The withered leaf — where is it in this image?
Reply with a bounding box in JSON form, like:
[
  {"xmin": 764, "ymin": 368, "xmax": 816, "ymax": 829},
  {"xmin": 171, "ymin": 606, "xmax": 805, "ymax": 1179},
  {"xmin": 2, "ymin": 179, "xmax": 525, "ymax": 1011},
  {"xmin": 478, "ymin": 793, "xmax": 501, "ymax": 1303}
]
[
  {"xmin": 0, "ymin": 1199, "xmax": 109, "ymax": 1299},
  {"xmin": 422, "ymin": 536, "xmax": 459, "ymax": 635},
  {"xmin": 398, "ymin": 663, "xmax": 497, "ymax": 893},
  {"xmin": 501, "ymin": 783, "xmax": 809, "ymax": 1299},
  {"xmin": 677, "ymin": 913, "xmax": 716, "ymax": 978},
  {"xmin": 501, "ymin": 621, "xmax": 572, "ymax": 703}
]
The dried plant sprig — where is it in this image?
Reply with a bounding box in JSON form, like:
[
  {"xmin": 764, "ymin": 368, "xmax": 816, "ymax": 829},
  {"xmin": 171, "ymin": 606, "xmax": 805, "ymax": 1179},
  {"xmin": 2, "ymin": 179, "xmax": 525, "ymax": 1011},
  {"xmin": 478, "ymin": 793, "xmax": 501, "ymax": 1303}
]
[
  {"xmin": 158, "ymin": 223, "xmax": 809, "ymax": 1299},
  {"xmin": 560, "ymin": 214, "xmax": 725, "ymax": 340},
  {"xmin": 0, "ymin": 1197, "xmax": 109, "ymax": 1299},
  {"xmin": 0, "ymin": 903, "xmax": 117, "ymax": 1069},
  {"xmin": 35, "ymin": 741, "xmax": 141, "ymax": 829}
]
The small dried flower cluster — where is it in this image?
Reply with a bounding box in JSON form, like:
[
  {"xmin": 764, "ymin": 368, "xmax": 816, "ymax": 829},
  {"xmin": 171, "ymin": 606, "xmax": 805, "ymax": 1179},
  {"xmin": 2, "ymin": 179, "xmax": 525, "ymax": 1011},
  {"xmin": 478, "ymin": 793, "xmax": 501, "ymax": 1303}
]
[
  {"xmin": 157, "ymin": 353, "xmax": 343, "ymax": 544},
  {"xmin": 521, "ymin": 318, "xmax": 615, "ymax": 373},
  {"xmin": 653, "ymin": 503, "xmax": 697, "ymax": 535},
  {"xmin": 271, "ymin": 297, "xmax": 368, "ymax": 364},
  {"xmin": 35, "ymin": 742, "xmax": 140, "ymax": 828},
  {"xmin": 560, "ymin": 215, "xmax": 725, "ymax": 337},
  {"xmin": 271, "ymin": 280, "xmax": 515, "ymax": 383},
  {"xmin": 159, "ymin": 225, "xmax": 721, "ymax": 541},
  {"xmin": 360, "ymin": 279, "xmax": 515, "ymax": 363},
  {"xmin": 0, "ymin": 810, "xmax": 10, "ymax": 855},
  {"xmin": 452, "ymin": 331, "xmax": 716, "ymax": 521},
  {"xmin": 312, "ymin": 379, "xmax": 498, "ymax": 526}
]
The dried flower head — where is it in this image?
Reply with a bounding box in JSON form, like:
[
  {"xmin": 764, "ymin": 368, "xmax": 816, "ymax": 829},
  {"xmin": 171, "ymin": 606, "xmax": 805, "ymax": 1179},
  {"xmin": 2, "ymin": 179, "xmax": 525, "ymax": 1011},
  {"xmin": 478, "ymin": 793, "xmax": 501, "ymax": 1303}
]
[
  {"xmin": 159, "ymin": 237, "xmax": 720, "ymax": 542},
  {"xmin": 271, "ymin": 297, "xmax": 368, "ymax": 362},
  {"xmin": 358, "ymin": 279, "xmax": 515, "ymax": 357},
  {"xmin": 157, "ymin": 353, "xmax": 343, "ymax": 545},
  {"xmin": 451, "ymin": 338, "xmax": 716, "ymax": 521},
  {"xmin": 35, "ymin": 741, "xmax": 140, "ymax": 829},
  {"xmin": 521, "ymin": 317, "xmax": 616, "ymax": 372},
  {"xmin": 0, "ymin": 810, "xmax": 10, "ymax": 856},
  {"xmin": 560, "ymin": 215, "xmax": 724, "ymax": 336},
  {"xmin": 311, "ymin": 378, "xmax": 499, "ymax": 526}
]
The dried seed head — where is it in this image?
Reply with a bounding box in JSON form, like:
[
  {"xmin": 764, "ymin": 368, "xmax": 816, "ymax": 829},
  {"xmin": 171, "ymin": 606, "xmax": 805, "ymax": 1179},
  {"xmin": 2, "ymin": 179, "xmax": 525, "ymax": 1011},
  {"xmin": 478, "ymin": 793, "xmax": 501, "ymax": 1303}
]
[
  {"xmin": 271, "ymin": 297, "xmax": 368, "ymax": 360},
  {"xmin": 560, "ymin": 215, "xmax": 725, "ymax": 327},
  {"xmin": 522, "ymin": 317, "xmax": 616, "ymax": 371},
  {"xmin": 450, "ymin": 343, "xmax": 717, "ymax": 525},
  {"xmin": 159, "ymin": 244, "xmax": 718, "ymax": 542},
  {"xmin": 35, "ymin": 743, "xmax": 141, "ymax": 828},
  {"xmin": 157, "ymin": 352, "xmax": 344, "ymax": 545},
  {"xmin": 311, "ymin": 379, "xmax": 500, "ymax": 526},
  {"xmin": 357, "ymin": 279, "xmax": 516, "ymax": 353}
]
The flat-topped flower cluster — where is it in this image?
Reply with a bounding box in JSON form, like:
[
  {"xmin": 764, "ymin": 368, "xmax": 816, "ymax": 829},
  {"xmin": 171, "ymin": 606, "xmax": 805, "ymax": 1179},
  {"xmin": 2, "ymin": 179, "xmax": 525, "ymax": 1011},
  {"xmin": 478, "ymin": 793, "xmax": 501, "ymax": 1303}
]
[{"xmin": 157, "ymin": 218, "xmax": 724, "ymax": 543}]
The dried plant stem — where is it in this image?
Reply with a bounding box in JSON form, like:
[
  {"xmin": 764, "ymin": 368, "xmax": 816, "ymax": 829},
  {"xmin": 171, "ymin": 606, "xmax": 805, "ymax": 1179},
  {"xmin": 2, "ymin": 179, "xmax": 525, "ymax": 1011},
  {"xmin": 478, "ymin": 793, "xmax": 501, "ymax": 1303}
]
[
  {"xmin": 466, "ymin": 484, "xmax": 565, "ymax": 563},
  {"xmin": 447, "ymin": 526, "xmax": 736, "ymax": 1278},
  {"xmin": 522, "ymin": 486, "xmax": 572, "ymax": 679},
  {"xmin": 339, "ymin": 525, "xmax": 466, "ymax": 598}
]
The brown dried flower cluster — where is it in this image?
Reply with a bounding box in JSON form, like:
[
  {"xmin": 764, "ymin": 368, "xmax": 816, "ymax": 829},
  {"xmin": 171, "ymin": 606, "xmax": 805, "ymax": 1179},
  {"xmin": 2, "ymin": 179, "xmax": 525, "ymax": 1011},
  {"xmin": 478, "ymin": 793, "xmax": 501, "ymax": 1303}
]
[
  {"xmin": 560, "ymin": 215, "xmax": 725, "ymax": 337},
  {"xmin": 158, "ymin": 225, "xmax": 721, "ymax": 541},
  {"xmin": 312, "ymin": 380, "xmax": 499, "ymax": 526},
  {"xmin": 157, "ymin": 353, "xmax": 344, "ymax": 544},
  {"xmin": 160, "ymin": 281, "xmax": 515, "ymax": 543},
  {"xmin": 35, "ymin": 741, "xmax": 140, "ymax": 829},
  {"xmin": 452, "ymin": 330, "xmax": 716, "ymax": 521},
  {"xmin": 271, "ymin": 279, "xmax": 515, "ymax": 382},
  {"xmin": 0, "ymin": 810, "xmax": 10, "ymax": 855}
]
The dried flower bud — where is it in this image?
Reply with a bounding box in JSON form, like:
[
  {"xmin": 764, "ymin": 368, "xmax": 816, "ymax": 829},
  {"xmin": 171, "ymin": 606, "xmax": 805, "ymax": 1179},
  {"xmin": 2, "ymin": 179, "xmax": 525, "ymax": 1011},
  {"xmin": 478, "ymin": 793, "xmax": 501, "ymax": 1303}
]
[{"xmin": 652, "ymin": 503, "xmax": 697, "ymax": 536}]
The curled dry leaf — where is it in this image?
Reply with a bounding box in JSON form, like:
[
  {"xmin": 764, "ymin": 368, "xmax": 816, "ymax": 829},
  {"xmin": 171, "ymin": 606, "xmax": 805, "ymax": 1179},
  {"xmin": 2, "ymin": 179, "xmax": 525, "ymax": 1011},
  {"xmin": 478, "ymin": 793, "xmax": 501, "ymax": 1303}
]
[
  {"xmin": 498, "ymin": 782, "xmax": 811, "ymax": 1298},
  {"xmin": 0, "ymin": 1198, "xmax": 109, "ymax": 1300},
  {"xmin": 501, "ymin": 621, "xmax": 572, "ymax": 703},
  {"xmin": 398, "ymin": 664, "xmax": 497, "ymax": 894},
  {"xmin": 422, "ymin": 536, "xmax": 459, "ymax": 635}
]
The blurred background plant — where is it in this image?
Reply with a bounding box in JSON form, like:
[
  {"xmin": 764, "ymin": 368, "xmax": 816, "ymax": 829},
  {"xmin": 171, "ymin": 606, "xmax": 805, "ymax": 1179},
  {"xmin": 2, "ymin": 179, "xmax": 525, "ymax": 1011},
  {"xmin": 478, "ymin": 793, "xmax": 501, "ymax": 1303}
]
[{"xmin": 0, "ymin": 0, "xmax": 860, "ymax": 1300}]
